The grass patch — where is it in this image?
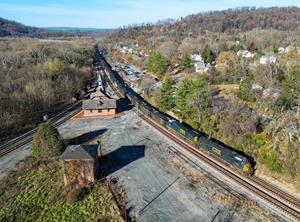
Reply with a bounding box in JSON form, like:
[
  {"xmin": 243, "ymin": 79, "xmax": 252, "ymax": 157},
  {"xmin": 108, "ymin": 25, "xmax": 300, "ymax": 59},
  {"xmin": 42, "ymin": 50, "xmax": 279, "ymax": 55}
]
[
  {"xmin": 0, "ymin": 156, "xmax": 123, "ymax": 222},
  {"xmin": 211, "ymin": 84, "xmax": 239, "ymax": 99}
]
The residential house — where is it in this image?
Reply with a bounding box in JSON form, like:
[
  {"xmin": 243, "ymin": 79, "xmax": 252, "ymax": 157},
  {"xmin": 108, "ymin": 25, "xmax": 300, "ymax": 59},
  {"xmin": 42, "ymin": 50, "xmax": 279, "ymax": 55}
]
[
  {"xmin": 278, "ymin": 47, "xmax": 286, "ymax": 54},
  {"xmin": 278, "ymin": 46, "xmax": 294, "ymax": 54},
  {"xmin": 195, "ymin": 61, "xmax": 210, "ymax": 72},
  {"xmin": 190, "ymin": 54, "xmax": 210, "ymax": 72},
  {"xmin": 260, "ymin": 55, "xmax": 277, "ymax": 65},
  {"xmin": 252, "ymin": 83, "xmax": 263, "ymax": 92},
  {"xmin": 237, "ymin": 50, "xmax": 255, "ymax": 58},
  {"xmin": 121, "ymin": 46, "xmax": 129, "ymax": 54},
  {"xmin": 191, "ymin": 54, "xmax": 203, "ymax": 62}
]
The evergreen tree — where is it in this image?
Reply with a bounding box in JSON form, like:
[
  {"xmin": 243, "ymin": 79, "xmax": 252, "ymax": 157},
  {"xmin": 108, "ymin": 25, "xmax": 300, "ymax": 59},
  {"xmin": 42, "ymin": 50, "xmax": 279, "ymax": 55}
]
[
  {"xmin": 192, "ymin": 77, "xmax": 209, "ymax": 113},
  {"xmin": 237, "ymin": 75, "xmax": 254, "ymax": 102},
  {"xmin": 191, "ymin": 77, "xmax": 209, "ymax": 128},
  {"xmin": 175, "ymin": 76, "xmax": 209, "ymax": 127},
  {"xmin": 179, "ymin": 52, "xmax": 193, "ymax": 72},
  {"xmin": 175, "ymin": 78, "xmax": 194, "ymax": 119},
  {"xmin": 279, "ymin": 68, "xmax": 300, "ymax": 108},
  {"xmin": 32, "ymin": 123, "xmax": 65, "ymax": 157},
  {"xmin": 158, "ymin": 78, "xmax": 175, "ymax": 112},
  {"xmin": 146, "ymin": 51, "xmax": 169, "ymax": 77},
  {"xmin": 201, "ymin": 46, "xmax": 214, "ymax": 64}
]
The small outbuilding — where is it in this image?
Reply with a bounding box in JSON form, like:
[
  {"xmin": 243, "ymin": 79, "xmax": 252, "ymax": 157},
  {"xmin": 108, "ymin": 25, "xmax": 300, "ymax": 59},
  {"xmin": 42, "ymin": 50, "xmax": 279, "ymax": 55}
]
[
  {"xmin": 60, "ymin": 144, "xmax": 100, "ymax": 186},
  {"xmin": 82, "ymin": 99, "xmax": 117, "ymax": 117}
]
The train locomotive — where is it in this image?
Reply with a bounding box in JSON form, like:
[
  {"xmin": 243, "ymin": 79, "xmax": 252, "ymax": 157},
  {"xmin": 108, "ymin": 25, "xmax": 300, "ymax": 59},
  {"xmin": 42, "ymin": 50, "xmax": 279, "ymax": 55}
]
[
  {"xmin": 97, "ymin": 48, "xmax": 254, "ymax": 176},
  {"xmin": 199, "ymin": 136, "xmax": 253, "ymax": 175}
]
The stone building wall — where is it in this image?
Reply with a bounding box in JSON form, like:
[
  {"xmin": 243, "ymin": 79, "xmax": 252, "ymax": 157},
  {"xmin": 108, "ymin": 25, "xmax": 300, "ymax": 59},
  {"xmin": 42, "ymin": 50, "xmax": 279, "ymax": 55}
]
[{"xmin": 61, "ymin": 159, "xmax": 95, "ymax": 186}]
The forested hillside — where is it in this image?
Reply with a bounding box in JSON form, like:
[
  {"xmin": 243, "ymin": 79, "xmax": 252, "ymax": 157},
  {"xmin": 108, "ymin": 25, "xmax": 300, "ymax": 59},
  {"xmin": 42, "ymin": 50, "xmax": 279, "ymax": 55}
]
[
  {"xmin": 103, "ymin": 7, "xmax": 300, "ymax": 189},
  {"xmin": 0, "ymin": 39, "xmax": 94, "ymax": 139},
  {"xmin": 0, "ymin": 17, "xmax": 39, "ymax": 37},
  {"xmin": 111, "ymin": 7, "xmax": 300, "ymax": 41}
]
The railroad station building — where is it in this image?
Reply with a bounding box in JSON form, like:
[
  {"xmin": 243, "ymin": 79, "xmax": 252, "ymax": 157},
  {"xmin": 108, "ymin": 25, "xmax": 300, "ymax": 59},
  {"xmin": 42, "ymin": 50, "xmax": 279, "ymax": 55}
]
[
  {"xmin": 81, "ymin": 86, "xmax": 117, "ymax": 118},
  {"xmin": 82, "ymin": 99, "xmax": 117, "ymax": 117},
  {"xmin": 60, "ymin": 144, "xmax": 100, "ymax": 187}
]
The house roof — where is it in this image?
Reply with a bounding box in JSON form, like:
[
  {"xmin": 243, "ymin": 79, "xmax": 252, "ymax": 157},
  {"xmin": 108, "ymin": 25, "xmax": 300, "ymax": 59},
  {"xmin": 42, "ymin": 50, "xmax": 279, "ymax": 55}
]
[
  {"xmin": 60, "ymin": 144, "xmax": 98, "ymax": 160},
  {"xmin": 191, "ymin": 54, "xmax": 203, "ymax": 62},
  {"xmin": 82, "ymin": 99, "xmax": 117, "ymax": 110},
  {"xmin": 194, "ymin": 61, "xmax": 206, "ymax": 69},
  {"xmin": 259, "ymin": 56, "xmax": 277, "ymax": 65},
  {"xmin": 90, "ymin": 90, "xmax": 106, "ymax": 99}
]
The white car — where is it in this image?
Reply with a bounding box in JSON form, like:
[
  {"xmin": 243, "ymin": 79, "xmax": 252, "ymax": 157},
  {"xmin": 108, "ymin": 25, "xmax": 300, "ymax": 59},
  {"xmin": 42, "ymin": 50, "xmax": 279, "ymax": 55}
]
[{"xmin": 43, "ymin": 114, "xmax": 49, "ymax": 122}]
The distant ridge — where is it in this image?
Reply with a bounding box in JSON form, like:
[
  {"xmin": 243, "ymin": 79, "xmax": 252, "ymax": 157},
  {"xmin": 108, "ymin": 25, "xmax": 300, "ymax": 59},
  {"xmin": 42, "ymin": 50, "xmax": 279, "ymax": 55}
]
[
  {"xmin": 45, "ymin": 27, "xmax": 113, "ymax": 31},
  {"xmin": 0, "ymin": 17, "xmax": 113, "ymax": 37}
]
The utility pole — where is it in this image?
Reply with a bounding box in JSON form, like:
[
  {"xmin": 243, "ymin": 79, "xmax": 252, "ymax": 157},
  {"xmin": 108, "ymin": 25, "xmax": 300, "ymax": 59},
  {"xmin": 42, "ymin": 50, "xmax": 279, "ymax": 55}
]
[
  {"xmin": 97, "ymin": 139, "xmax": 102, "ymax": 157},
  {"xmin": 89, "ymin": 118, "xmax": 91, "ymax": 140}
]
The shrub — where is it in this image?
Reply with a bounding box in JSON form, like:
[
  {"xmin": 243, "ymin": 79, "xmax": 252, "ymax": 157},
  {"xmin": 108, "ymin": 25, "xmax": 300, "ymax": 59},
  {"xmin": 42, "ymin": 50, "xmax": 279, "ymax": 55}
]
[
  {"xmin": 273, "ymin": 47, "xmax": 279, "ymax": 53},
  {"xmin": 32, "ymin": 123, "xmax": 65, "ymax": 157},
  {"xmin": 248, "ymin": 132, "xmax": 268, "ymax": 148},
  {"xmin": 179, "ymin": 52, "xmax": 193, "ymax": 72},
  {"xmin": 230, "ymin": 44, "xmax": 244, "ymax": 52},
  {"xmin": 65, "ymin": 186, "xmax": 90, "ymax": 204},
  {"xmin": 258, "ymin": 146, "xmax": 286, "ymax": 173}
]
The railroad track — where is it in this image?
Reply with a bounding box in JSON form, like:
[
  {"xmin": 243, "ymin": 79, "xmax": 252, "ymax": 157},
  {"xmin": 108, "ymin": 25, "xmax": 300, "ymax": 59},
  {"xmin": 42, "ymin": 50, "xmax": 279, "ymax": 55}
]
[
  {"xmin": 0, "ymin": 101, "xmax": 82, "ymax": 158},
  {"xmin": 251, "ymin": 176, "xmax": 300, "ymax": 215},
  {"xmin": 101, "ymin": 61, "xmax": 300, "ymax": 221},
  {"xmin": 138, "ymin": 110, "xmax": 300, "ymax": 221}
]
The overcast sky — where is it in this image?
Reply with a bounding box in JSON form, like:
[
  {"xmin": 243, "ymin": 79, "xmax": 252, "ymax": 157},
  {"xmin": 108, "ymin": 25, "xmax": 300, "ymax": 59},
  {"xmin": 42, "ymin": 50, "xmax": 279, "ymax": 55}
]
[{"xmin": 0, "ymin": 0, "xmax": 299, "ymax": 28}]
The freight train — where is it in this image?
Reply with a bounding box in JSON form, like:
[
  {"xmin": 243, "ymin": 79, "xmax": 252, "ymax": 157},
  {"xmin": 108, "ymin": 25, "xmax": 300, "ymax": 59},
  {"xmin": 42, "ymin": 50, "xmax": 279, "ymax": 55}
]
[{"xmin": 96, "ymin": 47, "xmax": 254, "ymax": 176}]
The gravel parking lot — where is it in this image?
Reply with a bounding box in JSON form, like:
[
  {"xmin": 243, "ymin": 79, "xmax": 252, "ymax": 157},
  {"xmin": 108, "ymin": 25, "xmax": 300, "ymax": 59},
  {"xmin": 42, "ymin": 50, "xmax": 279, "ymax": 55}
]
[
  {"xmin": 59, "ymin": 108, "xmax": 286, "ymax": 222},
  {"xmin": 0, "ymin": 99, "xmax": 287, "ymax": 222}
]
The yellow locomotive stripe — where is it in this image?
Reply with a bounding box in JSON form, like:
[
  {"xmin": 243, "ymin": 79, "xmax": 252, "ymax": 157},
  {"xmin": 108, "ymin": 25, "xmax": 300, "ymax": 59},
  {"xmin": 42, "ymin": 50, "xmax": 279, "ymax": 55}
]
[
  {"xmin": 212, "ymin": 147, "xmax": 221, "ymax": 155},
  {"xmin": 243, "ymin": 164, "xmax": 250, "ymax": 172},
  {"xmin": 179, "ymin": 129, "xmax": 186, "ymax": 135}
]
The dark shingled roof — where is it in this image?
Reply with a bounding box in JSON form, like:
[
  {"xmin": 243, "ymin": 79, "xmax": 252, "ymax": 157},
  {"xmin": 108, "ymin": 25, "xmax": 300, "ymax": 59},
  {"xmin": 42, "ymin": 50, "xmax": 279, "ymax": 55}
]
[
  {"xmin": 90, "ymin": 90, "xmax": 106, "ymax": 99},
  {"xmin": 60, "ymin": 145, "xmax": 98, "ymax": 160},
  {"xmin": 82, "ymin": 99, "xmax": 116, "ymax": 110}
]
